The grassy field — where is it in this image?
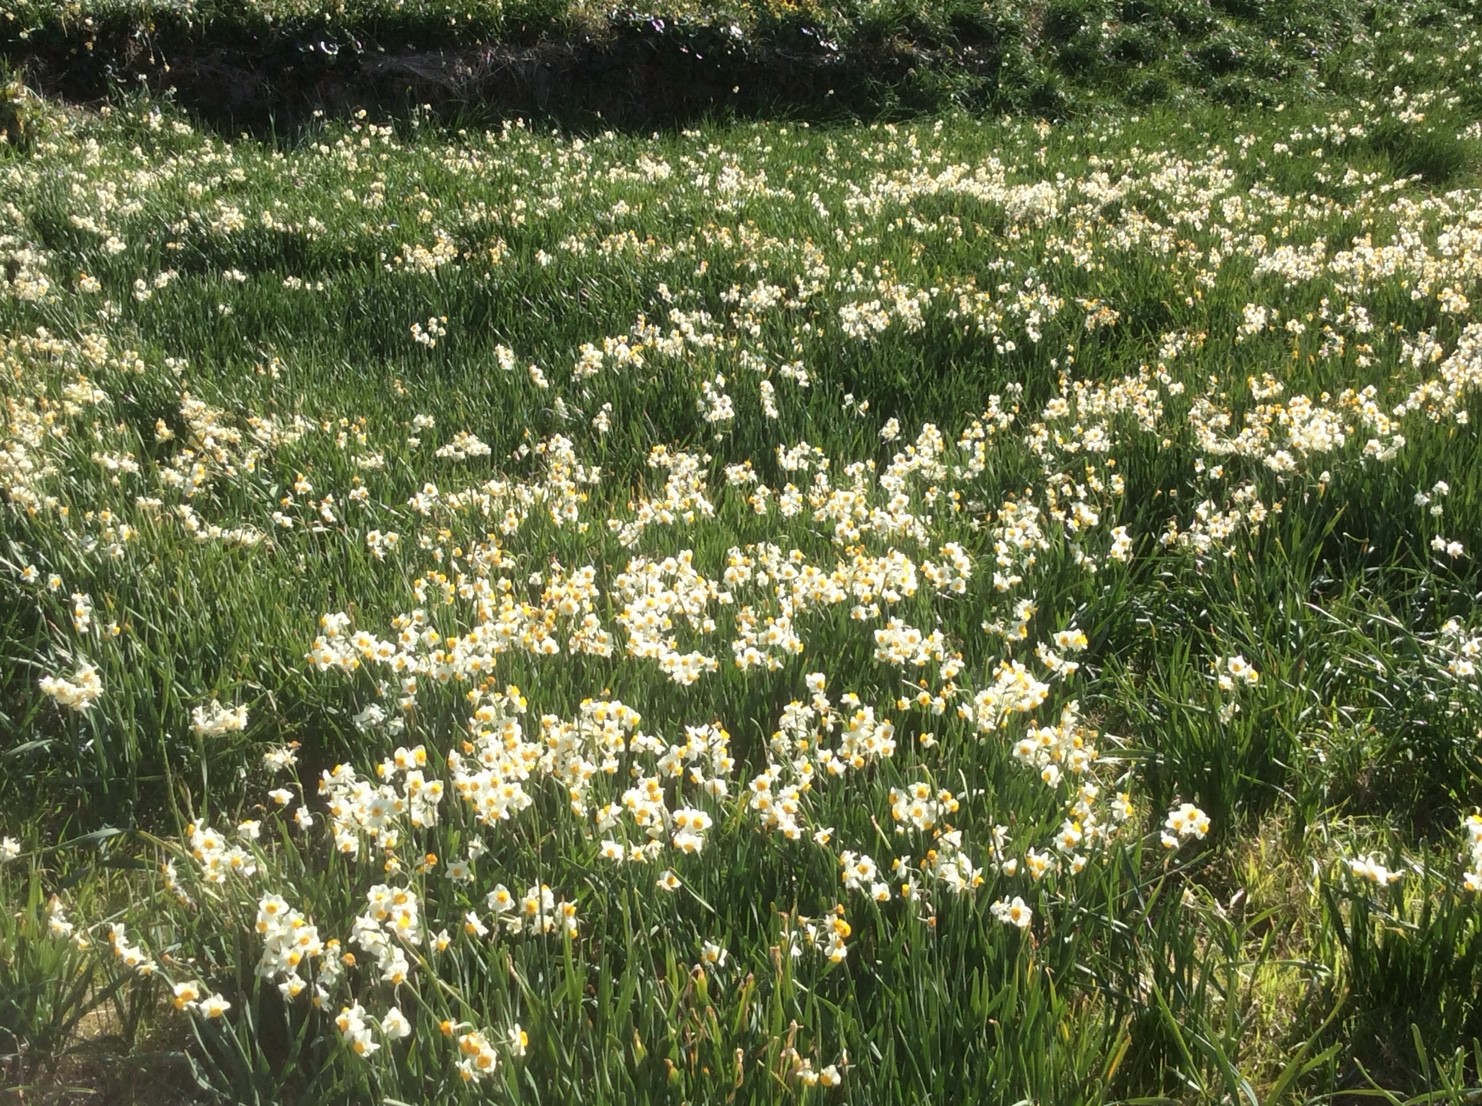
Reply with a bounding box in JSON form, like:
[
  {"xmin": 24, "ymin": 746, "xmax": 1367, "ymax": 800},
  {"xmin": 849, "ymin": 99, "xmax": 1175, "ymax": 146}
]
[{"xmin": 4, "ymin": 10, "xmax": 1482, "ymax": 1102}]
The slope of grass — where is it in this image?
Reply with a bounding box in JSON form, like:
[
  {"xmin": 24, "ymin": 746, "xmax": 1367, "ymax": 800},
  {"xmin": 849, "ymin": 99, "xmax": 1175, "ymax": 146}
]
[{"xmin": 3, "ymin": 14, "xmax": 1482, "ymax": 1103}]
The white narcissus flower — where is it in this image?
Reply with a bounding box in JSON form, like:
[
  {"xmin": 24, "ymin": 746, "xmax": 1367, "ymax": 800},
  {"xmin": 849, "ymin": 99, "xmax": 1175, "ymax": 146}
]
[
  {"xmin": 991, "ymin": 896, "xmax": 1033, "ymax": 929},
  {"xmin": 382, "ymin": 1007, "xmax": 412, "ymax": 1039}
]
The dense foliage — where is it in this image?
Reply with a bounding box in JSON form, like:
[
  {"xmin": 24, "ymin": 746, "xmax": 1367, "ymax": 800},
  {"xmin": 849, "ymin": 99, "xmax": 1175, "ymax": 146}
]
[{"xmin": 3, "ymin": 0, "xmax": 1481, "ymax": 125}]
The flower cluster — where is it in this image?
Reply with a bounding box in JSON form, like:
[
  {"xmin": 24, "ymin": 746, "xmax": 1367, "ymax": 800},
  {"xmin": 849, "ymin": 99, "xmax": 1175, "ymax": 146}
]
[
  {"xmin": 990, "ymin": 895, "xmax": 1033, "ymax": 928},
  {"xmin": 1348, "ymin": 854, "xmax": 1404, "ymax": 887},
  {"xmin": 191, "ymin": 699, "xmax": 249, "ymax": 737},
  {"xmin": 38, "ymin": 661, "xmax": 103, "ymax": 712},
  {"xmin": 335, "ymin": 1002, "xmax": 411, "ymax": 1057},
  {"xmin": 1215, "ymin": 655, "xmax": 1260, "ymax": 692},
  {"xmin": 108, "ymin": 923, "xmax": 156, "ymax": 976},
  {"xmin": 1464, "ymin": 813, "xmax": 1482, "ymax": 892},
  {"xmin": 1434, "ymin": 619, "xmax": 1482, "ymax": 682},
  {"xmin": 172, "ymin": 981, "xmax": 232, "ymax": 1019},
  {"xmin": 1161, "ymin": 803, "xmax": 1211, "ymax": 850}
]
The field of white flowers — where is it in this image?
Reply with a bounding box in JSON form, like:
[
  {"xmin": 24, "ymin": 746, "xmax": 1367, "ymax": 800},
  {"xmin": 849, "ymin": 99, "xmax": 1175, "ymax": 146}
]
[{"xmin": 3, "ymin": 31, "xmax": 1482, "ymax": 1103}]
